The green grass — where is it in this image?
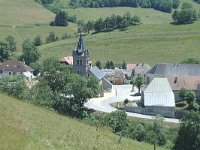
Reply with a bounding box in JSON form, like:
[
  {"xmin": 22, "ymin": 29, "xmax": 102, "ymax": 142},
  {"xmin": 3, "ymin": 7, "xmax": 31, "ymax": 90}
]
[
  {"xmin": 0, "ymin": 93, "xmax": 168, "ymax": 150},
  {"xmin": 0, "ymin": 0, "xmax": 55, "ymax": 26},
  {"xmin": 0, "ymin": 24, "xmax": 77, "ymax": 52},
  {"xmin": 64, "ymin": 7, "xmax": 172, "ymax": 24},
  {"xmin": 38, "ymin": 21, "xmax": 200, "ymax": 66}
]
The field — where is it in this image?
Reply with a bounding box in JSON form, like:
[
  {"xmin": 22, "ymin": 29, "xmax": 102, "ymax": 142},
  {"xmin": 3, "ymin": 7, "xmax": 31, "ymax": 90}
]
[
  {"xmin": 38, "ymin": 21, "xmax": 200, "ymax": 66},
  {"xmin": 0, "ymin": 93, "xmax": 168, "ymax": 150},
  {"xmin": 65, "ymin": 7, "xmax": 172, "ymax": 24},
  {"xmin": 0, "ymin": 0, "xmax": 55, "ymax": 26}
]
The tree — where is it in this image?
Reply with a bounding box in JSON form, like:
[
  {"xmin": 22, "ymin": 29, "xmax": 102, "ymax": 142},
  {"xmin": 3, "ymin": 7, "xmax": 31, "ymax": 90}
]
[
  {"xmin": 46, "ymin": 31, "xmax": 59, "ymax": 43},
  {"xmin": 181, "ymin": 58, "xmax": 200, "ymax": 64},
  {"xmin": 33, "ymin": 35, "xmax": 43, "ymax": 46},
  {"xmin": 133, "ymin": 76, "xmax": 144, "ymax": 94},
  {"xmin": 95, "ymin": 60, "xmax": 102, "ymax": 69},
  {"xmin": 54, "ymin": 11, "xmax": 68, "ymax": 26},
  {"xmin": 30, "ymin": 80, "xmax": 55, "ymax": 107},
  {"xmin": 0, "ymin": 41, "xmax": 10, "ymax": 62},
  {"xmin": 105, "ymin": 110, "xmax": 128, "ymax": 133},
  {"xmin": 20, "ymin": 39, "xmax": 40, "ymax": 65},
  {"xmin": 172, "ymin": 2, "xmax": 198, "ymax": 24},
  {"xmin": 0, "ymin": 75, "xmax": 26, "ymax": 97},
  {"xmin": 105, "ymin": 60, "xmax": 114, "ymax": 69},
  {"xmin": 94, "ymin": 17, "xmax": 104, "ymax": 32},
  {"xmin": 174, "ymin": 111, "xmax": 200, "ymax": 150},
  {"xmin": 5, "ymin": 35, "xmax": 16, "ymax": 52},
  {"xmin": 40, "ymin": 57, "xmax": 70, "ymax": 92},
  {"xmin": 179, "ymin": 88, "xmax": 189, "ymax": 99},
  {"xmin": 122, "ymin": 60, "xmax": 126, "ymax": 69}
]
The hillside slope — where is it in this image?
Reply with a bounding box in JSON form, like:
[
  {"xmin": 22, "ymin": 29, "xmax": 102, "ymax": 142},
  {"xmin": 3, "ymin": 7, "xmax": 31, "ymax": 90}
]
[
  {"xmin": 38, "ymin": 22, "xmax": 200, "ymax": 66},
  {"xmin": 0, "ymin": 0, "xmax": 55, "ymax": 26},
  {"xmin": 0, "ymin": 93, "xmax": 167, "ymax": 150}
]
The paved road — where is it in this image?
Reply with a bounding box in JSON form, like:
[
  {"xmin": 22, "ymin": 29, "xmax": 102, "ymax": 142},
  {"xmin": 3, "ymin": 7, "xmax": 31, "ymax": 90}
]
[{"xmin": 84, "ymin": 85, "xmax": 180, "ymax": 124}]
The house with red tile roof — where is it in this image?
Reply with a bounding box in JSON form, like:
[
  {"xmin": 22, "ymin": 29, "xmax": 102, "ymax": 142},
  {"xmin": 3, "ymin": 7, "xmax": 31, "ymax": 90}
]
[
  {"xmin": 167, "ymin": 76, "xmax": 200, "ymax": 101},
  {"xmin": 60, "ymin": 56, "xmax": 73, "ymax": 65}
]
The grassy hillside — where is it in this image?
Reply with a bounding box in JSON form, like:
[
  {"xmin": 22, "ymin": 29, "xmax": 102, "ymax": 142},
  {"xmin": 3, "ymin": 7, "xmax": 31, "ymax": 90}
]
[
  {"xmin": 65, "ymin": 7, "xmax": 172, "ymax": 24},
  {"xmin": 0, "ymin": 0, "xmax": 55, "ymax": 26},
  {"xmin": 38, "ymin": 22, "xmax": 200, "ymax": 66},
  {"xmin": 0, "ymin": 93, "xmax": 167, "ymax": 150},
  {"xmin": 0, "ymin": 23, "xmax": 77, "ymax": 51}
]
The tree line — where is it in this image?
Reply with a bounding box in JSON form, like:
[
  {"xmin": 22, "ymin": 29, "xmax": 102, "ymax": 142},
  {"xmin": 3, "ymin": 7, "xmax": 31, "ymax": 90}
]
[
  {"xmin": 80, "ymin": 12, "xmax": 140, "ymax": 34},
  {"xmin": 172, "ymin": 2, "xmax": 200, "ymax": 24},
  {"xmin": 69, "ymin": 0, "xmax": 180, "ymax": 13}
]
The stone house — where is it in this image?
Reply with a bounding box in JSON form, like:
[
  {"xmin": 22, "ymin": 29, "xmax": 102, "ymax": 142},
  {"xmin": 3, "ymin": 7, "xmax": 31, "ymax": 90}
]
[
  {"xmin": 102, "ymin": 69, "xmax": 126, "ymax": 85},
  {"xmin": 60, "ymin": 56, "xmax": 73, "ymax": 65},
  {"xmin": 146, "ymin": 63, "xmax": 200, "ymax": 83},
  {"xmin": 132, "ymin": 63, "xmax": 151, "ymax": 80},
  {"xmin": 167, "ymin": 76, "xmax": 200, "ymax": 101},
  {"xmin": 89, "ymin": 66, "xmax": 113, "ymax": 93},
  {"xmin": 0, "ymin": 60, "xmax": 34, "ymax": 79}
]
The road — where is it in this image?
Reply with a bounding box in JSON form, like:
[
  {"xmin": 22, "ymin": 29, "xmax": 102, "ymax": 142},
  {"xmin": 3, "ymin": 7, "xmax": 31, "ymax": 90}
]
[{"xmin": 84, "ymin": 85, "xmax": 180, "ymax": 124}]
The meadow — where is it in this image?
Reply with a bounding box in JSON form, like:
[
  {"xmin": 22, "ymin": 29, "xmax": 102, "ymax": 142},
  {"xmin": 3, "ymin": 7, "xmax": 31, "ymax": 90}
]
[
  {"xmin": 0, "ymin": 93, "xmax": 168, "ymax": 150},
  {"xmin": 38, "ymin": 22, "xmax": 200, "ymax": 66},
  {"xmin": 0, "ymin": 0, "xmax": 54, "ymax": 26}
]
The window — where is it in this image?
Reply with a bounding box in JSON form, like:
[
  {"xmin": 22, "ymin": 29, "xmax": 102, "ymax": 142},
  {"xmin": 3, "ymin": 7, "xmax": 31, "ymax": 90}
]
[
  {"xmin": 78, "ymin": 70, "xmax": 81, "ymax": 75},
  {"xmin": 80, "ymin": 60, "xmax": 82, "ymax": 65},
  {"xmin": 0, "ymin": 71, "xmax": 2, "ymax": 74},
  {"xmin": 9, "ymin": 72, "xmax": 11, "ymax": 75},
  {"xmin": 77, "ymin": 60, "xmax": 79, "ymax": 65}
]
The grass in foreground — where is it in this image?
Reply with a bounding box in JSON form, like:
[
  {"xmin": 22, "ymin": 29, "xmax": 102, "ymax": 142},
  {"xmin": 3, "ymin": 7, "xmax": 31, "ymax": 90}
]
[{"xmin": 0, "ymin": 93, "xmax": 168, "ymax": 150}]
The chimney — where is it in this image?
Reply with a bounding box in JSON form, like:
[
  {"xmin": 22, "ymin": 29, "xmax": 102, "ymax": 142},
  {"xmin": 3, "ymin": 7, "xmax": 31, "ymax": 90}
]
[{"xmin": 174, "ymin": 77, "xmax": 178, "ymax": 83}]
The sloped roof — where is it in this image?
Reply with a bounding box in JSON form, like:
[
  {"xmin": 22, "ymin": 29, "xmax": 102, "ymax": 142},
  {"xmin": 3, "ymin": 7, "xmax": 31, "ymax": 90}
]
[
  {"xmin": 168, "ymin": 76, "xmax": 200, "ymax": 91},
  {"xmin": 134, "ymin": 63, "xmax": 151, "ymax": 74},
  {"xmin": 60, "ymin": 56, "xmax": 73, "ymax": 65},
  {"xmin": 90, "ymin": 66, "xmax": 106, "ymax": 80},
  {"xmin": 0, "ymin": 60, "xmax": 34, "ymax": 73},
  {"xmin": 147, "ymin": 63, "xmax": 200, "ymax": 76},
  {"xmin": 144, "ymin": 78, "xmax": 175, "ymax": 107},
  {"xmin": 145, "ymin": 78, "xmax": 172, "ymax": 93},
  {"xmin": 126, "ymin": 64, "xmax": 136, "ymax": 70}
]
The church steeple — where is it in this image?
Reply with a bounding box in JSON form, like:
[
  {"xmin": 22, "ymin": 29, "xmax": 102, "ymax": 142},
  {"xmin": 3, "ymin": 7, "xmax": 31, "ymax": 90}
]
[
  {"xmin": 74, "ymin": 34, "xmax": 87, "ymax": 55},
  {"xmin": 72, "ymin": 34, "xmax": 90, "ymax": 77}
]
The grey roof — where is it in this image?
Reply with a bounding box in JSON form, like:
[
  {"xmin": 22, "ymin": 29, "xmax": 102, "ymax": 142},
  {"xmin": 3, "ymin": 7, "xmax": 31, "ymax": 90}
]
[
  {"xmin": 147, "ymin": 63, "xmax": 200, "ymax": 77},
  {"xmin": 145, "ymin": 78, "xmax": 173, "ymax": 93},
  {"xmin": 73, "ymin": 34, "xmax": 88, "ymax": 55},
  {"xmin": 90, "ymin": 66, "xmax": 106, "ymax": 80},
  {"xmin": 133, "ymin": 63, "xmax": 151, "ymax": 74}
]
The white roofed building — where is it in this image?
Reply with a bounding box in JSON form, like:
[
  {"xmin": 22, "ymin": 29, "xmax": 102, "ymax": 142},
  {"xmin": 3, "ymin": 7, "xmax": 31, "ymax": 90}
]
[{"xmin": 143, "ymin": 78, "xmax": 175, "ymax": 118}]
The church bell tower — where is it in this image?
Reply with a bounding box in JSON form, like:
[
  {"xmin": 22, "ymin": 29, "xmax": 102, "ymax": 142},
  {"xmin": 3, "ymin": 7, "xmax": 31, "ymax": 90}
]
[{"xmin": 72, "ymin": 34, "xmax": 91, "ymax": 77}]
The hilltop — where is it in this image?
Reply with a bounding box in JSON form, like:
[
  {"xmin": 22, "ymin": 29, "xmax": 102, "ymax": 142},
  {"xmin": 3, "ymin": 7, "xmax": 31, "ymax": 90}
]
[
  {"xmin": 0, "ymin": 93, "xmax": 167, "ymax": 150},
  {"xmin": 0, "ymin": 0, "xmax": 55, "ymax": 26}
]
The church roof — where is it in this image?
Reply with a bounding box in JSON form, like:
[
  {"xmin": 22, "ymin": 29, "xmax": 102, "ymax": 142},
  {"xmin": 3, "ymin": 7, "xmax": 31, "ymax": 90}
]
[
  {"xmin": 74, "ymin": 34, "xmax": 87, "ymax": 55},
  {"xmin": 90, "ymin": 66, "xmax": 106, "ymax": 80}
]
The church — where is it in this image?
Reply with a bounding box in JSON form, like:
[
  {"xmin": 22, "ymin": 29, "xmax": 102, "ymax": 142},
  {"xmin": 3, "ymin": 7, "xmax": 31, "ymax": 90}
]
[
  {"xmin": 71, "ymin": 34, "xmax": 113, "ymax": 93},
  {"xmin": 72, "ymin": 34, "xmax": 91, "ymax": 77}
]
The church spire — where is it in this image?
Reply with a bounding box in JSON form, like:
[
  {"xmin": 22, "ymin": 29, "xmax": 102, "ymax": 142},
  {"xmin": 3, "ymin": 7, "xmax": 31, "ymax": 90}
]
[{"xmin": 76, "ymin": 34, "xmax": 85, "ymax": 54}]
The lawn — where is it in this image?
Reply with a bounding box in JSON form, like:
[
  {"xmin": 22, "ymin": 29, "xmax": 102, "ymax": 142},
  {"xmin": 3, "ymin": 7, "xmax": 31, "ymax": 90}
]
[
  {"xmin": 0, "ymin": 0, "xmax": 55, "ymax": 26},
  {"xmin": 0, "ymin": 93, "xmax": 168, "ymax": 150},
  {"xmin": 38, "ymin": 21, "xmax": 200, "ymax": 66}
]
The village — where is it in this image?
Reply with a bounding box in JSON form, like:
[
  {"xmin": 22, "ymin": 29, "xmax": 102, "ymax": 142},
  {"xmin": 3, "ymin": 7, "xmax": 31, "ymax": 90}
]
[{"xmin": 1, "ymin": 34, "xmax": 199, "ymax": 121}]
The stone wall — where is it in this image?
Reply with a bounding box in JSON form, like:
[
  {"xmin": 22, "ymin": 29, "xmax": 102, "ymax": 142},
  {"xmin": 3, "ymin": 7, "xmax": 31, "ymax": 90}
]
[{"xmin": 125, "ymin": 105, "xmax": 175, "ymax": 118}]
